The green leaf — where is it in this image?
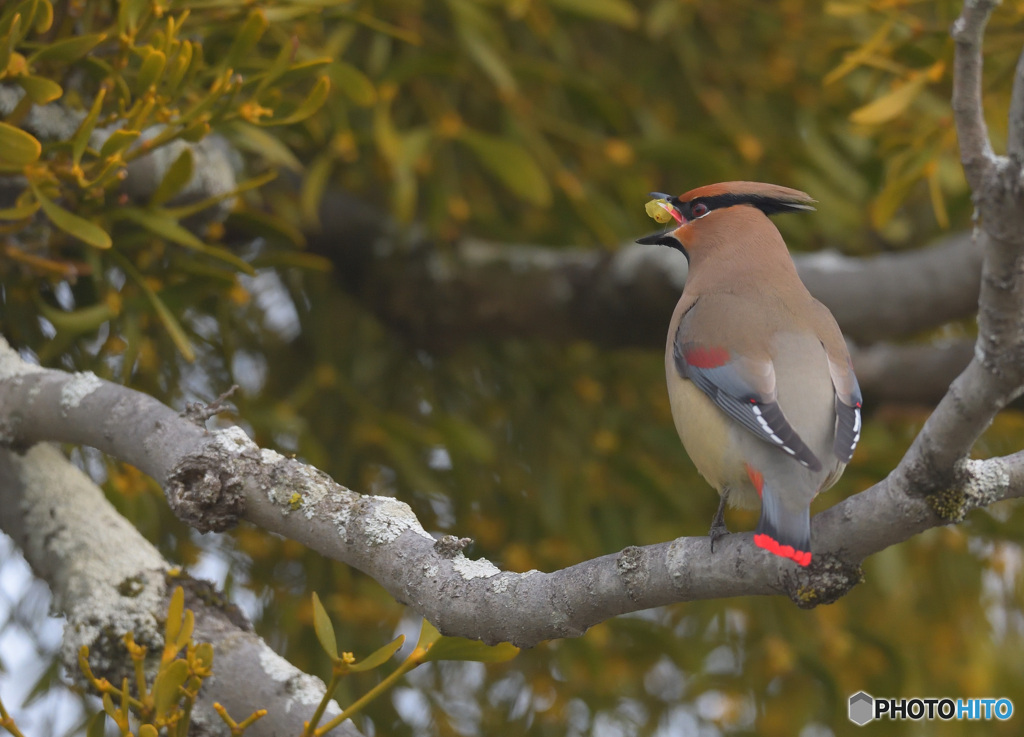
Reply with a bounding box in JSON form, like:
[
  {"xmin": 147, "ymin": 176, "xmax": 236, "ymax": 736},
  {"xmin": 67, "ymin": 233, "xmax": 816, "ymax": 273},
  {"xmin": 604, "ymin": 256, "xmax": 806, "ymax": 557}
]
[
  {"xmin": 300, "ymin": 154, "xmax": 332, "ymax": 224},
  {"xmin": 118, "ymin": 0, "xmax": 148, "ymax": 34},
  {"xmin": 549, "ymin": 0, "xmax": 638, "ymax": 27},
  {"xmin": 458, "ymin": 30, "xmax": 516, "ymax": 94},
  {"xmin": 71, "ymin": 88, "xmax": 106, "ymax": 166},
  {"xmin": 99, "ymin": 129, "xmax": 140, "ymax": 158},
  {"xmin": 227, "ymin": 209, "xmax": 307, "ymax": 248},
  {"xmin": 164, "ymin": 39, "xmax": 193, "ymax": 94},
  {"xmin": 461, "ymin": 130, "xmax": 552, "ymax": 207},
  {"xmin": 85, "ymin": 711, "xmax": 106, "ymax": 737},
  {"xmin": 422, "ymin": 636, "xmax": 519, "ymax": 664},
  {"xmin": 0, "ymin": 13, "xmax": 23, "ymax": 76},
  {"xmin": 17, "ymin": 74, "xmax": 62, "ymax": 104},
  {"xmin": 0, "ymin": 196, "xmax": 39, "ymax": 220},
  {"xmin": 150, "ymin": 148, "xmax": 194, "ymax": 206},
  {"xmin": 152, "ymin": 659, "xmax": 189, "ymax": 720},
  {"xmin": 28, "ymin": 32, "xmax": 105, "ymax": 64},
  {"xmin": 225, "ymin": 122, "xmax": 302, "ymax": 171},
  {"xmin": 136, "ymin": 48, "xmax": 166, "ymax": 93},
  {"xmin": 223, "ymin": 10, "xmax": 267, "ymax": 70},
  {"xmin": 349, "ymin": 635, "xmax": 405, "ymax": 672},
  {"xmin": 0, "ymin": 122, "xmax": 41, "ymax": 166},
  {"xmin": 330, "ymin": 61, "xmax": 376, "ymax": 106},
  {"xmin": 259, "ymin": 76, "xmax": 330, "ymax": 126},
  {"xmin": 311, "ymin": 592, "xmax": 338, "ymax": 660},
  {"xmin": 30, "ymin": 0, "xmax": 53, "ymax": 32},
  {"xmin": 31, "ymin": 183, "xmax": 111, "ymax": 249},
  {"xmin": 101, "ymin": 693, "xmax": 116, "ymax": 719},
  {"xmin": 119, "ymin": 207, "xmax": 255, "ymax": 274},
  {"xmin": 110, "ymin": 250, "xmax": 195, "ymax": 361},
  {"xmin": 33, "ymin": 292, "xmax": 114, "ymax": 333}
]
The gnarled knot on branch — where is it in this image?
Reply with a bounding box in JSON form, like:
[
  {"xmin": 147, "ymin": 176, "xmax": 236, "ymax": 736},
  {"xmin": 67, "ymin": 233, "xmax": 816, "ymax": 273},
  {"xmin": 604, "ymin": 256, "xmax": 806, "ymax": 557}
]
[{"xmin": 165, "ymin": 427, "xmax": 259, "ymax": 532}]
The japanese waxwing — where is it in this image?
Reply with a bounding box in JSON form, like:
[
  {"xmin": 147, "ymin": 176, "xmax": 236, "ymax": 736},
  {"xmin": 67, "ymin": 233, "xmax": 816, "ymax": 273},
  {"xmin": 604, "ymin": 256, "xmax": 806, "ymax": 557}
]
[{"xmin": 636, "ymin": 182, "xmax": 862, "ymax": 566}]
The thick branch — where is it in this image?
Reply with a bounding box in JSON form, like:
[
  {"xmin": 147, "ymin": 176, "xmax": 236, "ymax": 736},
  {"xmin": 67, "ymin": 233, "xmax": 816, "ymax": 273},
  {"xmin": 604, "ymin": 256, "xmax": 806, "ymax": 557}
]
[
  {"xmin": 0, "ymin": 444, "xmax": 361, "ymax": 737},
  {"xmin": 2, "ymin": 340, "xmax": 1020, "ymax": 648},
  {"xmin": 311, "ymin": 194, "xmax": 981, "ymax": 350}
]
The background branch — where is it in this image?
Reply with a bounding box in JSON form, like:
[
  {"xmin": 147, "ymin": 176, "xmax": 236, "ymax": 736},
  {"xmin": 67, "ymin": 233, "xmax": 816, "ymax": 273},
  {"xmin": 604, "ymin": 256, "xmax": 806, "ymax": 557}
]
[
  {"xmin": 310, "ymin": 193, "xmax": 981, "ymax": 351},
  {"xmin": 0, "ymin": 440, "xmax": 362, "ymax": 737}
]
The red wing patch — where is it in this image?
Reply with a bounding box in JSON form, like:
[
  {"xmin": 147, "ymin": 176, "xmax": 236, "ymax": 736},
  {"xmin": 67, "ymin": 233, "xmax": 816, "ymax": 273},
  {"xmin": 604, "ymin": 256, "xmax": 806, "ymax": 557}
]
[
  {"xmin": 744, "ymin": 464, "xmax": 764, "ymax": 498},
  {"xmin": 684, "ymin": 345, "xmax": 730, "ymax": 368}
]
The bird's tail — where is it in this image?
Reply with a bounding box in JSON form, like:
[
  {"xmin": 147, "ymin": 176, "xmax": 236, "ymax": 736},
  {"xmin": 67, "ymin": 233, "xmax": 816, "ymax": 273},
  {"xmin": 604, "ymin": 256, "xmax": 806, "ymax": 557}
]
[{"xmin": 754, "ymin": 483, "xmax": 812, "ymax": 566}]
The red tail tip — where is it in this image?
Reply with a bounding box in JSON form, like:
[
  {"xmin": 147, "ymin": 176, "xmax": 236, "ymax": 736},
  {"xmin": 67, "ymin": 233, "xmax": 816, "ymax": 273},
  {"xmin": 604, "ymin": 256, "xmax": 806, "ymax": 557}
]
[{"xmin": 754, "ymin": 533, "xmax": 812, "ymax": 566}]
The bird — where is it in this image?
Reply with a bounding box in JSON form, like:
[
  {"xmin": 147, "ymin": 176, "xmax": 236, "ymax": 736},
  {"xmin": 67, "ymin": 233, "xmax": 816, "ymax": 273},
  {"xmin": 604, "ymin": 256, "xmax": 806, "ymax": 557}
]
[{"xmin": 636, "ymin": 182, "xmax": 862, "ymax": 566}]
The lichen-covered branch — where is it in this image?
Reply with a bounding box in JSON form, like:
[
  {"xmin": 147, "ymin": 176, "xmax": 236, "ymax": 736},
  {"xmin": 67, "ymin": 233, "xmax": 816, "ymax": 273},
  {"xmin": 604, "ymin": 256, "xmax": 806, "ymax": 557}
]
[
  {"xmin": 2, "ymin": 337, "xmax": 1022, "ymax": 649},
  {"xmin": 0, "ymin": 378, "xmax": 361, "ymax": 737}
]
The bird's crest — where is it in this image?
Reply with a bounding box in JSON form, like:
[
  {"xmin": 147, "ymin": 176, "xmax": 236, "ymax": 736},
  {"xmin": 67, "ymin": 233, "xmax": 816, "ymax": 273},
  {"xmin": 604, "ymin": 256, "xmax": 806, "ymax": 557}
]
[{"xmin": 642, "ymin": 182, "xmax": 815, "ymax": 231}]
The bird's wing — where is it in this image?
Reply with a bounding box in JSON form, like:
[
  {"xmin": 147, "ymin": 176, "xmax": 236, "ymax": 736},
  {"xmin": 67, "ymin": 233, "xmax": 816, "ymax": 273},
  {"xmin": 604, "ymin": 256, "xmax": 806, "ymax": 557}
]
[
  {"xmin": 809, "ymin": 300, "xmax": 863, "ymax": 463},
  {"xmin": 673, "ymin": 302, "xmax": 823, "ymax": 472}
]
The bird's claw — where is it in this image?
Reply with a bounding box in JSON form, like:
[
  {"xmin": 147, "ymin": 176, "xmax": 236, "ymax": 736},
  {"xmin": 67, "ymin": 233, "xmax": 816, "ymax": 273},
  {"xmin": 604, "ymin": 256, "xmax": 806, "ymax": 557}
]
[{"xmin": 708, "ymin": 523, "xmax": 730, "ymax": 553}]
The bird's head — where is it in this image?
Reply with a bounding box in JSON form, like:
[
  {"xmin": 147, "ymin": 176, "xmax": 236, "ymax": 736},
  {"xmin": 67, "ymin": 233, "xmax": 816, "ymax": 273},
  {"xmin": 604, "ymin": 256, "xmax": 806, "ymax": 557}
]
[{"xmin": 636, "ymin": 181, "xmax": 816, "ymax": 260}]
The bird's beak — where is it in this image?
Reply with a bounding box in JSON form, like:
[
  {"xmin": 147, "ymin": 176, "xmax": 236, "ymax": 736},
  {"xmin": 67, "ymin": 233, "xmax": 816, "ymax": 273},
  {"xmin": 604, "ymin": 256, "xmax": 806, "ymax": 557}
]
[
  {"xmin": 648, "ymin": 191, "xmax": 673, "ymax": 200},
  {"xmin": 635, "ymin": 231, "xmax": 678, "ymax": 246}
]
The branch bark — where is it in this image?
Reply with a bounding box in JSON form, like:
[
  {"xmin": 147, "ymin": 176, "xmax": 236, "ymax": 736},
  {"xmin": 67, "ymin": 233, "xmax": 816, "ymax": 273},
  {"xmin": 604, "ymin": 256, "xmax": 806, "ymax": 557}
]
[
  {"xmin": 0, "ymin": 358, "xmax": 361, "ymax": 737},
  {"xmin": 2, "ymin": 338, "xmax": 1021, "ymax": 649},
  {"xmin": 310, "ymin": 196, "xmax": 981, "ymax": 352}
]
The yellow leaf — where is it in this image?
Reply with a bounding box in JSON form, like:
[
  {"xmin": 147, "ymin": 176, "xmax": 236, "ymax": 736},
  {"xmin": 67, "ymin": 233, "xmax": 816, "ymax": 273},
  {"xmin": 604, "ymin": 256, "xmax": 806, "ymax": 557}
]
[
  {"xmin": 849, "ymin": 76, "xmax": 926, "ymax": 125},
  {"xmin": 152, "ymin": 660, "xmax": 189, "ymax": 721}
]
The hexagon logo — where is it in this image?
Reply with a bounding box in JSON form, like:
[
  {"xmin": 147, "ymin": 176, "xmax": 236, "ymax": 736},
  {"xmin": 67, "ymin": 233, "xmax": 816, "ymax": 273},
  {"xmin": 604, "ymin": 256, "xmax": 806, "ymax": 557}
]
[{"xmin": 849, "ymin": 691, "xmax": 874, "ymax": 726}]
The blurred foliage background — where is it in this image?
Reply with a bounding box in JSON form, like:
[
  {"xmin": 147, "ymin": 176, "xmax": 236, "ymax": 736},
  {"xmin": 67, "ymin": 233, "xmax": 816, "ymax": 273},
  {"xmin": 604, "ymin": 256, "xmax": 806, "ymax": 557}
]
[{"xmin": 2, "ymin": 0, "xmax": 1024, "ymax": 735}]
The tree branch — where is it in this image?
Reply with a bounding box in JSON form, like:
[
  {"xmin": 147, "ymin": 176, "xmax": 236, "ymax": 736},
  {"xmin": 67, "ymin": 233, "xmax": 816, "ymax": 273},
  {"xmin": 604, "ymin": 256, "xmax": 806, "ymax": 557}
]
[
  {"xmin": 2, "ymin": 338, "xmax": 1020, "ymax": 649},
  {"xmin": 1008, "ymin": 46, "xmax": 1024, "ymax": 161},
  {"xmin": 311, "ymin": 194, "xmax": 982, "ymax": 351},
  {"xmin": 0, "ymin": 361, "xmax": 362, "ymax": 737},
  {"xmin": 951, "ymin": 0, "xmax": 999, "ymax": 188}
]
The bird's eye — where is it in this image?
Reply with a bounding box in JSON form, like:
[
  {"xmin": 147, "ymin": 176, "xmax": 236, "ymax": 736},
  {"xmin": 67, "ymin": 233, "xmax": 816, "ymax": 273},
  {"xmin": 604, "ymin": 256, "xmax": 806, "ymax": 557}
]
[{"xmin": 691, "ymin": 202, "xmax": 709, "ymax": 218}]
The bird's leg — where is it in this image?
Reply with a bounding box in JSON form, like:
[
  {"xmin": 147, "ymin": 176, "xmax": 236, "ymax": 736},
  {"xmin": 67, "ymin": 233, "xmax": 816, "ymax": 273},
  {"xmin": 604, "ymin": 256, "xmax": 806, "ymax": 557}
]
[{"xmin": 709, "ymin": 488, "xmax": 730, "ymax": 552}]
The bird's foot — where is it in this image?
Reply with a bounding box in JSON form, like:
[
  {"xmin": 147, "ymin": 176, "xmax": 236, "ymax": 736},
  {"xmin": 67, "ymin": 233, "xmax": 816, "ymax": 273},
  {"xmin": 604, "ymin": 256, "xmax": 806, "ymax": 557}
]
[
  {"xmin": 708, "ymin": 491, "xmax": 730, "ymax": 553},
  {"xmin": 708, "ymin": 521, "xmax": 730, "ymax": 553}
]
